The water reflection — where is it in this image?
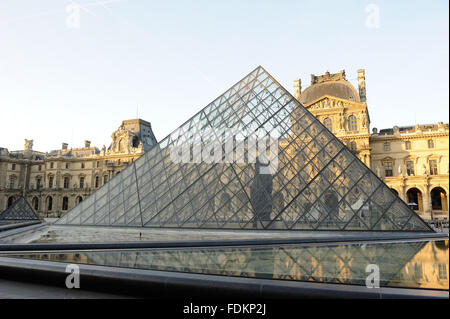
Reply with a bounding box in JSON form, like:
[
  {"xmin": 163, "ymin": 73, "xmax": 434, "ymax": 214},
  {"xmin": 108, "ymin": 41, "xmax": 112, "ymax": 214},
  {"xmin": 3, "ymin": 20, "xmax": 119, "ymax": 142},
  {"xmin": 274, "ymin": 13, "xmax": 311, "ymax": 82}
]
[{"xmin": 2, "ymin": 240, "xmax": 448, "ymax": 290}]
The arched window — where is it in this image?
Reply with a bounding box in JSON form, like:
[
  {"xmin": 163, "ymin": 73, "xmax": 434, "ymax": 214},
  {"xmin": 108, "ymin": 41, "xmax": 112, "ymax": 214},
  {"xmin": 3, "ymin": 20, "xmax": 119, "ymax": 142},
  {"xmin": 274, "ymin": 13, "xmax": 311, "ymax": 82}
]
[
  {"xmin": 7, "ymin": 196, "xmax": 15, "ymax": 208},
  {"xmin": 32, "ymin": 197, "xmax": 39, "ymax": 211},
  {"xmin": 323, "ymin": 118, "xmax": 332, "ymax": 132},
  {"xmin": 76, "ymin": 196, "xmax": 83, "ymax": 204},
  {"xmin": 62, "ymin": 197, "xmax": 69, "ymax": 211},
  {"xmin": 350, "ymin": 141, "xmax": 357, "ymax": 151},
  {"xmin": 407, "ymin": 188, "xmax": 423, "ymax": 211},
  {"xmin": 47, "ymin": 196, "xmax": 53, "ymax": 211},
  {"xmin": 431, "ymin": 187, "xmax": 447, "ymax": 211},
  {"xmin": 347, "ymin": 115, "xmax": 357, "ymax": 131}
]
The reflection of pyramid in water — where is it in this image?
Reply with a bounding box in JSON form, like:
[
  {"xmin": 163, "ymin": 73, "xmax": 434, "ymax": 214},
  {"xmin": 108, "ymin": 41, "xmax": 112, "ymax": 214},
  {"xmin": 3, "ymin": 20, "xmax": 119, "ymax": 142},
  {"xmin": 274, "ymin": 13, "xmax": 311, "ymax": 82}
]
[
  {"xmin": 9, "ymin": 240, "xmax": 427, "ymax": 287},
  {"xmin": 57, "ymin": 66, "xmax": 432, "ymax": 231},
  {"xmin": 0, "ymin": 197, "xmax": 40, "ymax": 221}
]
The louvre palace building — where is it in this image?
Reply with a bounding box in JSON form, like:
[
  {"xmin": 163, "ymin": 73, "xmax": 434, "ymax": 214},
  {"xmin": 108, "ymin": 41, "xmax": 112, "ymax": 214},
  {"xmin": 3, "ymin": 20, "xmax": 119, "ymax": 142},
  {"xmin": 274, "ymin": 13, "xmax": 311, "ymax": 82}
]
[
  {"xmin": 0, "ymin": 69, "xmax": 448, "ymax": 221},
  {"xmin": 0, "ymin": 119, "xmax": 157, "ymax": 217}
]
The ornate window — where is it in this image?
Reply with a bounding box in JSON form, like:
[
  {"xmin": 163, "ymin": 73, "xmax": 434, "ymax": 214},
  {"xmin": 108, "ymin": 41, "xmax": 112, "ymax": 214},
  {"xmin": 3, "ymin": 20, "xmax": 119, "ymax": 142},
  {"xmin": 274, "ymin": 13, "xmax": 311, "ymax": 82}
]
[
  {"xmin": 62, "ymin": 197, "xmax": 69, "ymax": 211},
  {"xmin": 47, "ymin": 196, "xmax": 53, "ymax": 211},
  {"xmin": 350, "ymin": 141, "xmax": 357, "ymax": 151},
  {"xmin": 323, "ymin": 118, "xmax": 332, "ymax": 132},
  {"xmin": 383, "ymin": 142, "xmax": 391, "ymax": 152},
  {"xmin": 428, "ymin": 139, "xmax": 435, "ymax": 149},
  {"xmin": 406, "ymin": 161, "xmax": 415, "ymax": 176},
  {"xmin": 103, "ymin": 175, "xmax": 109, "ymax": 185},
  {"xmin": 50, "ymin": 162, "xmax": 54, "ymax": 169},
  {"xmin": 429, "ymin": 159, "xmax": 438, "ymax": 175},
  {"xmin": 79, "ymin": 176, "xmax": 85, "ymax": 189},
  {"xmin": 7, "ymin": 196, "xmax": 15, "ymax": 207},
  {"xmin": 347, "ymin": 115, "xmax": 357, "ymax": 131},
  {"xmin": 405, "ymin": 141, "xmax": 412, "ymax": 150},
  {"xmin": 64, "ymin": 177, "xmax": 70, "ymax": 189},
  {"xmin": 32, "ymin": 197, "xmax": 39, "ymax": 211},
  {"xmin": 65, "ymin": 162, "xmax": 70, "ymax": 169},
  {"xmin": 38, "ymin": 165, "xmax": 42, "ymax": 171},
  {"xmin": 384, "ymin": 161, "xmax": 393, "ymax": 177},
  {"xmin": 9, "ymin": 176, "xmax": 15, "ymax": 189},
  {"xmin": 11, "ymin": 163, "xmax": 16, "ymax": 170},
  {"xmin": 81, "ymin": 162, "xmax": 85, "ymax": 169},
  {"xmin": 49, "ymin": 176, "xmax": 54, "ymax": 188},
  {"xmin": 36, "ymin": 177, "xmax": 42, "ymax": 189},
  {"xmin": 95, "ymin": 176, "xmax": 99, "ymax": 188}
]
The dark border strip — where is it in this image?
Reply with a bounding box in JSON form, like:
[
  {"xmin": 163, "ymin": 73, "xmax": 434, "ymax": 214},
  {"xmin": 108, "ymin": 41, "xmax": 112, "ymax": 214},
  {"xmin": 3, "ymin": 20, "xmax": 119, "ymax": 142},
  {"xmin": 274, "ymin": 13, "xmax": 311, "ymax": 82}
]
[
  {"xmin": 0, "ymin": 221, "xmax": 41, "ymax": 233},
  {"xmin": 0, "ymin": 232, "xmax": 447, "ymax": 252},
  {"xmin": 0, "ymin": 257, "xmax": 447, "ymax": 299}
]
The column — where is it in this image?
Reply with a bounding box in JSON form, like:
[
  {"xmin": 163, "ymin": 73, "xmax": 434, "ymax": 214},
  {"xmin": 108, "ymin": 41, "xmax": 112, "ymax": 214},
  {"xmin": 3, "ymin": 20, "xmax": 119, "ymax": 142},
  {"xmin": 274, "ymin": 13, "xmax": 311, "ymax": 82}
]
[{"xmin": 423, "ymin": 182, "xmax": 432, "ymax": 219}]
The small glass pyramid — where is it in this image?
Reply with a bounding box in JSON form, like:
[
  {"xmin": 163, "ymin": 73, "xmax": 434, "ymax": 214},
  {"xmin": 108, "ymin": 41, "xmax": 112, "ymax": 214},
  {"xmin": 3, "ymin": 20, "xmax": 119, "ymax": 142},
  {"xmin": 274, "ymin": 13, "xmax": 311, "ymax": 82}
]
[
  {"xmin": 56, "ymin": 66, "xmax": 432, "ymax": 232},
  {"xmin": 0, "ymin": 197, "xmax": 40, "ymax": 221}
]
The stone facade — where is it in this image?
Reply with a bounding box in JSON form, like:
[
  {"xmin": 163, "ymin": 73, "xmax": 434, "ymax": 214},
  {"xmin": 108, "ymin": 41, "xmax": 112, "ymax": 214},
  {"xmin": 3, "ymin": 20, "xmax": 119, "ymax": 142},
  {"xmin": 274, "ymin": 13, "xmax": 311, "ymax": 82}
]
[
  {"xmin": 0, "ymin": 119, "xmax": 157, "ymax": 217},
  {"xmin": 294, "ymin": 70, "xmax": 449, "ymax": 221}
]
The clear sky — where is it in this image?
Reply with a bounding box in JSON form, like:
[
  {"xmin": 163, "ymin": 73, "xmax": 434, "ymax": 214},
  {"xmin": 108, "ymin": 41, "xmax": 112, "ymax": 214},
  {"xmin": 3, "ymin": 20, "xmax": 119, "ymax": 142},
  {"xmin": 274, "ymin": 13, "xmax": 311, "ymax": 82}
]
[{"xmin": 0, "ymin": 0, "xmax": 448, "ymax": 152}]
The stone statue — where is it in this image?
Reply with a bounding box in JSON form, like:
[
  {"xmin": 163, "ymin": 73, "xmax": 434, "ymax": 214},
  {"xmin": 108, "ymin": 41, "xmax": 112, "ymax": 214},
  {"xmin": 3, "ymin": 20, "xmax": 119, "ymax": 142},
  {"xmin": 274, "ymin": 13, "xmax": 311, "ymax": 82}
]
[
  {"xmin": 339, "ymin": 114, "xmax": 345, "ymax": 130},
  {"xmin": 422, "ymin": 164, "xmax": 428, "ymax": 175},
  {"xmin": 398, "ymin": 164, "xmax": 403, "ymax": 176},
  {"xmin": 24, "ymin": 139, "xmax": 33, "ymax": 151},
  {"xmin": 376, "ymin": 167, "xmax": 381, "ymax": 177},
  {"xmin": 359, "ymin": 112, "xmax": 367, "ymax": 128}
]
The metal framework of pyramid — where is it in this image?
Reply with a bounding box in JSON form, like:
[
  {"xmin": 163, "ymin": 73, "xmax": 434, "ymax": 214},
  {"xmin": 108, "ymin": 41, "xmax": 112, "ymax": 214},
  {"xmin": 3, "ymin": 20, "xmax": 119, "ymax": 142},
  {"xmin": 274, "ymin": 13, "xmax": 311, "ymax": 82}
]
[
  {"xmin": 0, "ymin": 197, "xmax": 40, "ymax": 221},
  {"xmin": 57, "ymin": 66, "xmax": 432, "ymax": 232}
]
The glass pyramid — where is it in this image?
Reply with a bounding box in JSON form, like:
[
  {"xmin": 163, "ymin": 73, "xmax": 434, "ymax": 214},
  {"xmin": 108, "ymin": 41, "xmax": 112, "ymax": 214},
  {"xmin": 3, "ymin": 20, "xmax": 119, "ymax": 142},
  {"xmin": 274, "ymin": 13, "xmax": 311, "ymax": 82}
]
[
  {"xmin": 0, "ymin": 197, "xmax": 40, "ymax": 221},
  {"xmin": 56, "ymin": 66, "xmax": 432, "ymax": 231}
]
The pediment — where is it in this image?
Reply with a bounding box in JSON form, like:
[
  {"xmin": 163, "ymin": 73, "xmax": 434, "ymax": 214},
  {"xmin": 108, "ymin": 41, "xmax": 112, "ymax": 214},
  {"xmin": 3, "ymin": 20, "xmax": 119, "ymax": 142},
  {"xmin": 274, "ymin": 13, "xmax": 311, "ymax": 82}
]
[{"xmin": 304, "ymin": 95, "xmax": 363, "ymax": 110}]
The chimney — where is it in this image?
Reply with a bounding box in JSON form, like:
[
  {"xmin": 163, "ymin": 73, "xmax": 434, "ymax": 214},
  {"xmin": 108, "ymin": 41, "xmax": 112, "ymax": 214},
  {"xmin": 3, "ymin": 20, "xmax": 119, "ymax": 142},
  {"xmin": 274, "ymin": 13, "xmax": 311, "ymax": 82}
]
[
  {"xmin": 84, "ymin": 140, "xmax": 91, "ymax": 148},
  {"xmin": 357, "ymin": 69, "xmax": 366, "ymax": 102},
  {"xmin": 62, "ymin": 143, "xmax": 68, "ymax": 150},
  {"xmin": 293, "ymin": 78, "xmax": 302, "ymax": 100}
]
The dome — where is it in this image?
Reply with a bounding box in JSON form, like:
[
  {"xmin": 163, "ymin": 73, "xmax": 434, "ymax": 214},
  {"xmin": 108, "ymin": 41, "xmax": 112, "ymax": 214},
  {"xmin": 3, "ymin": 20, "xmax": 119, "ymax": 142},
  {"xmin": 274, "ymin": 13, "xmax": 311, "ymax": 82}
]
[{"xmin": 299, "ymin": 80, "xmax": 360, "ymax": 105}]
